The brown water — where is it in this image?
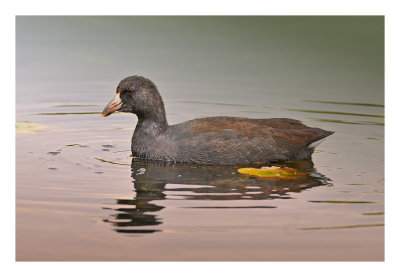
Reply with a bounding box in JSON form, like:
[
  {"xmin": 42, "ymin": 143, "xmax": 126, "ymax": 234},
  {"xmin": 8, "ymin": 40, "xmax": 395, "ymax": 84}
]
[{"xmin": 16, "ymin": 16, "xmax": 384, "ymax": 261}]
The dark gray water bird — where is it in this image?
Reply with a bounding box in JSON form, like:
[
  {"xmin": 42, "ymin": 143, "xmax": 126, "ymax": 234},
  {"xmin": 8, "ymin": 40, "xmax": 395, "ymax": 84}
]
[{"xmin": 102, "ymin": 76, "xmax": 333, "ymax": 165}]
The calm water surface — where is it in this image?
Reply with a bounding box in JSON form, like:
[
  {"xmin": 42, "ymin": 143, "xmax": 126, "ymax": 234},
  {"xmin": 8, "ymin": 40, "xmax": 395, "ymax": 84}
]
[{"xmin": 16, "ymin": 16, "xmax": 384, "ymax": 261}]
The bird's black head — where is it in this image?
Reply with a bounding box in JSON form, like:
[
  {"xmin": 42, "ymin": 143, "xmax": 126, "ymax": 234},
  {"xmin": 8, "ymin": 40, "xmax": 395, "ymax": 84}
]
[{"xmin": 102, "ymin": 75, "xmax": 166, "ymax": 120}]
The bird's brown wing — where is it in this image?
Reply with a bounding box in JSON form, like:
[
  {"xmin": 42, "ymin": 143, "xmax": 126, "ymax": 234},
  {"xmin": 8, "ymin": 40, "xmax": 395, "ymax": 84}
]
[
  {"xmin": 165, "ymin": 116, "xmax": 332, "ymax": 164},
  {"xmin": 251, "ymin": 118, "xmax": 309, "ymax": 130},
  {"xmin": 183, "ymin": 116, "xmax": 332, "ymax": 146}
]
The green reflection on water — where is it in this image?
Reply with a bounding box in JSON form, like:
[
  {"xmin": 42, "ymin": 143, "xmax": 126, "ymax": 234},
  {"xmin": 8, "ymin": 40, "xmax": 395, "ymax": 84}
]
[
  {"xmin": 35, "ymin": 112, "xmax": 102, "ymax": 115},
  {"xmin": 304, "ymin": 100, "xmax": 384, "ymax": 108},
  {"xmin": 56, "ymin": 144, "xmax": 87, "ymax": 152},
  {"xmin": 310, "ymin": 118, "xmax": 384, "ymax": 126},
  {"xmin": 186, "ymin": 206, "xmax": 277, "ymax": 209},
  {"xmin": 298, "ymin": 223, "xmax": 384, "ymax": 230},
  {"xmin": 308, "ymin": 200, "xmax": 375, "ymax": 204},
  {"xmin": 288, "ymin": 109, "xmax": 384, "ymax": 118},
  {"xmin": 52, "ymin": 104, "xmax": 102, "ymax": 107},
  {"xmin": 94, "ymin": 157, "xmax": 130, "ymax": 166},
  {"xmin": 362, "ymin": 212, "xmax": 384, "ymax": 216}
]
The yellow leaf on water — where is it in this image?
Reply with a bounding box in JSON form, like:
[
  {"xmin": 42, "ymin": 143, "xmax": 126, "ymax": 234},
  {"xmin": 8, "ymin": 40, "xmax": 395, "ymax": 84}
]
[
  {"xmin": 16, "ymin": 121, "xmax": 47, "ymax": 134},
  {"xmin": 237, "ymin": 166, "xmax": 307, "ymax": 179}
]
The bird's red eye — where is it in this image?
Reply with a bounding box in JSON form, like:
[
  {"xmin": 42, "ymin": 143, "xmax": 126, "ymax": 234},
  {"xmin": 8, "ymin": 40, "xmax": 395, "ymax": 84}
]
[
  {"xmin": 116, "ymin": 89, "xmax": 120, "ymax": 94},
  {"xmin": 128, "ymin": 90, "xmax": 134, "ymax": 95}
]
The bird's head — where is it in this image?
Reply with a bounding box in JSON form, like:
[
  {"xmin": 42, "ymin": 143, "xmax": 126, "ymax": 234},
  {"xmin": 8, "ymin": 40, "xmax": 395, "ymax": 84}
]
[{"xmin": 102, "ymin": 75, "xmax": 163, "ymax": 118}]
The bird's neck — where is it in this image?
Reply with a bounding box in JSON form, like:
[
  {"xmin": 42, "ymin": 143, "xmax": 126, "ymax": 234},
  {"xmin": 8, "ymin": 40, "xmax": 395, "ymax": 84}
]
[{"xmin": 134, "ymin": 108, "xmax": 168, "ymax": 137}]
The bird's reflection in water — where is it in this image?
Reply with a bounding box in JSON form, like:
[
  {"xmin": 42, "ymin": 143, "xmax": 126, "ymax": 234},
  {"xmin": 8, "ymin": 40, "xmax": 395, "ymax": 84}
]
[{"xmin": 104, "ymin": 158, "xmax": 331, "ymax": 234}]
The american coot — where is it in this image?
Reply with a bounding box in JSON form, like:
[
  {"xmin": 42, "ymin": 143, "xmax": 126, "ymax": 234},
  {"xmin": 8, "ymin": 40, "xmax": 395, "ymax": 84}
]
[{"xmin": 102, "ymin": 76, "xmax": 333, "ymax": 165}]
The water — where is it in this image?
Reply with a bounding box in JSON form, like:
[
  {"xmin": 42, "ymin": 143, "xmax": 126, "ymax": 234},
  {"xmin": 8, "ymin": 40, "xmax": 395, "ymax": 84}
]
[{"xmin": 16, "ymin": 16, "xmax": 384, "ymax": 261}]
